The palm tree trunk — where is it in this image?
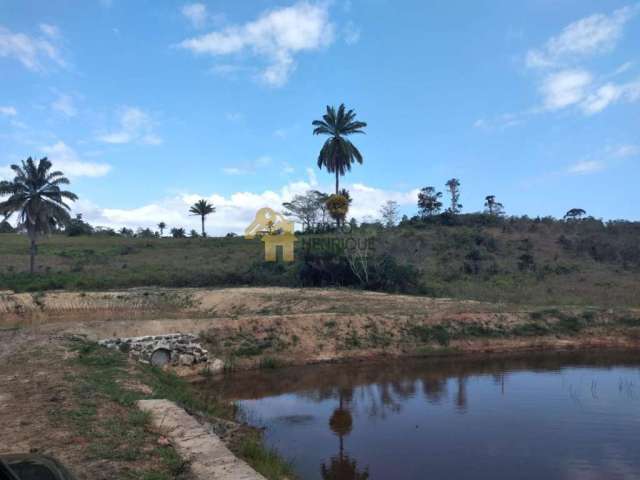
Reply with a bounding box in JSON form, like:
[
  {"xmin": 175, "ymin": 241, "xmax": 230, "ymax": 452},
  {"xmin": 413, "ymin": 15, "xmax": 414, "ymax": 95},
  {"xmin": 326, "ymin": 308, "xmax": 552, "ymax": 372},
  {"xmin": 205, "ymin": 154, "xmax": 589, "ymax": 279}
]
[
  {"xmin": 335, "ymin": 171, "xmax": 340, "ymax": 228},
  {"xmin": 29, "ymin": 237, "xmax": 37, "ymax": 274},
  {"xmin": 201, "ymin": 216, "xmax": 205, "ymax": 236}
]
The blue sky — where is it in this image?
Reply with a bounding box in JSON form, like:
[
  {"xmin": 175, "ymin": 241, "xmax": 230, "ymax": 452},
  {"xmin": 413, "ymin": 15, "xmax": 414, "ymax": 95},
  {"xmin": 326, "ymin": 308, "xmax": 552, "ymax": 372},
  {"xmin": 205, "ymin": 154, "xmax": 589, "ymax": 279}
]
[{"xmin": 1, "ymin": 0, "xmax": 639, "ymax": 234}]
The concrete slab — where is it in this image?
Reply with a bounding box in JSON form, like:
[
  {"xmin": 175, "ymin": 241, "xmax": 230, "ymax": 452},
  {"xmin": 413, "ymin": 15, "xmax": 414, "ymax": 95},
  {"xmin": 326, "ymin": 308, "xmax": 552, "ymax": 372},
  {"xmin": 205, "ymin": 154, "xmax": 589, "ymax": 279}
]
[{"xmin": 138, "ymin": 399, "xmax": 266, "ymax": 480}]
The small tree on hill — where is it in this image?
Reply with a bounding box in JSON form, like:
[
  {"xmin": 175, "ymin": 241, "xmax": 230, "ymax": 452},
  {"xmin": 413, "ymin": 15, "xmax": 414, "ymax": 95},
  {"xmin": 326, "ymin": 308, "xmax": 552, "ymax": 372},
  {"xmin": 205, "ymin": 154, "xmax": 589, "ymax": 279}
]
[
  {"xmin": 445, "ymin": 178, "xmax": 462, "ymax": 214},
  {"xmin": 189, "ymin": 199, "xmax": 215, "ymax": 236},
  {"xmin": 417, "ymin": 187, "xmax": 443, "ymax": 217},
  {"xmin": 170, "ymin": 227, "xmax": 186, "ymax": 238},
  {"xmin": 379, "ymin": 200, "xmax": 399, "ymax": 228},
  {"xmin": 564, "ymin": 208, "xmax": 586, "ymax": 221},
  {"xmin": 157, "ymin": 222, "xmax": 166, "ymax": 236},
  {"xmin": 484, "ymin": 195, "xmax": 504, "ymax": 216}
]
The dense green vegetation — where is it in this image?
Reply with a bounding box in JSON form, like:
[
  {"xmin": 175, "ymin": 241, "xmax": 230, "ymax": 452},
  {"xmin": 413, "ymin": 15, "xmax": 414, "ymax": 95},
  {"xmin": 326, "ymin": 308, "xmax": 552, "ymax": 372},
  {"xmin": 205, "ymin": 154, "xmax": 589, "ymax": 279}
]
[{"xmin": 1, "ymin": 214, "xmax": 639, "ymax": 306}]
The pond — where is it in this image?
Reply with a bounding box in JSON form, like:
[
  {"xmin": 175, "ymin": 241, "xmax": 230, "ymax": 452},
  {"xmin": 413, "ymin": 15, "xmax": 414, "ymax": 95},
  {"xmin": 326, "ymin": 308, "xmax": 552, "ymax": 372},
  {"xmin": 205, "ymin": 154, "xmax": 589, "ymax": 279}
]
[{"xmin": 207, "ymin": 351, "xmax": 640, "ymax": 479}]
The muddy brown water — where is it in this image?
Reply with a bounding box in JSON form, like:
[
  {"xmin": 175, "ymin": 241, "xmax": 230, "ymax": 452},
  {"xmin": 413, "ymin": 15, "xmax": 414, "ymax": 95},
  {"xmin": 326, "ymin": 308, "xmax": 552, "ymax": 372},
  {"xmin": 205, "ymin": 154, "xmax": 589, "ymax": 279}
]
[{"xmin": 205, "ymin": 351, "xmax": 640, "ymax": 479}]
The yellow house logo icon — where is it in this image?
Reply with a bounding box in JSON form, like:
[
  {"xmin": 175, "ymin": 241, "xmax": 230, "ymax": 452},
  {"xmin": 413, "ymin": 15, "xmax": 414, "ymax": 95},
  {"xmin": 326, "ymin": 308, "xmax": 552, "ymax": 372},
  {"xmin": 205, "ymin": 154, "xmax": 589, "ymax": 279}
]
[{"xmin": 245, "ymin": 207, "xmax": 296, "ymax": 262}]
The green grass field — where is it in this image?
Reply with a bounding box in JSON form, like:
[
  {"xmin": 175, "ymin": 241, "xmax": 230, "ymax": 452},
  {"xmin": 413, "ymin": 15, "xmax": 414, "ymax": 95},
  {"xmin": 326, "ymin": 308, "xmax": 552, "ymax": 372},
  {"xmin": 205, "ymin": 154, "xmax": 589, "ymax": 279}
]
[{"xmin": 1, "ymin": 217, "xmax": 639, "ymax": 307}]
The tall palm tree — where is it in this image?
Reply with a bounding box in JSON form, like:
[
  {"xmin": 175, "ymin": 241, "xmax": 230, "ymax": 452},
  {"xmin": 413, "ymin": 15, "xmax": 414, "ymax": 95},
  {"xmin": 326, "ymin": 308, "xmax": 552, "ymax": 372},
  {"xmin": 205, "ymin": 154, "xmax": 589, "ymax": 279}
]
[
  {"xmin": 0, "ymin": 157, "xmax": 77, "ymax": 273},
  {"xmin": 189, "ymin": 199, "xmax": 215, "ymax": 236},
  {"xmin": 157, "ymin": 221, "xmax": 166, "ymax": 236},
  {"xmin": 313, "ymin": 104, "xmax": 367, "ymax": 194}
]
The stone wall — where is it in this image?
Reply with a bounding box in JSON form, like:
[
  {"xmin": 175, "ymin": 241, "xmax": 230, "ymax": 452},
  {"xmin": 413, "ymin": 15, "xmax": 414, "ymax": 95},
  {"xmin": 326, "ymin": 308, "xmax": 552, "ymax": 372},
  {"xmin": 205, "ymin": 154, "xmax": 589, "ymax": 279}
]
[{"xmin": 99, "ymin": 333, "xmax": 209, "ymax": 367}]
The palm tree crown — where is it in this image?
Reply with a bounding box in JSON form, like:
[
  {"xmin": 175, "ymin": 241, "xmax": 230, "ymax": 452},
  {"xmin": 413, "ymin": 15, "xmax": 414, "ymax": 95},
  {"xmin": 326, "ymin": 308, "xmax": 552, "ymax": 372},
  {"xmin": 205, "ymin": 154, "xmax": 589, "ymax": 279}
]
[
  {"xmin": 189, "ymin": 199, "xmax": 215, "ymax": 236},
  {"xmin": 313, "ymin": 104, "xmax": 367, "ymax": 194},
  {"xmin": 0, "ymin": 157, "xmax": 77, "ymax": 273}
]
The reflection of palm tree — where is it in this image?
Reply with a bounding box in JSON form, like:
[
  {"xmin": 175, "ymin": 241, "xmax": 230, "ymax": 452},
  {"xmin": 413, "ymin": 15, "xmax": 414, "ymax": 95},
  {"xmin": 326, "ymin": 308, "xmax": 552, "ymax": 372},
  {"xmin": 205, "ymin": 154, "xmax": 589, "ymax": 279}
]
[
  {"xmin": 321, "ymin": 390, "xmax": 369, "ymax": 480},
  {"xmin": 321, "ymin": 454, "xmax": 369, "ymax": 480},
  {"xmin": 456, "ymin": 376, "xmax": 468, "ymax": 412}
]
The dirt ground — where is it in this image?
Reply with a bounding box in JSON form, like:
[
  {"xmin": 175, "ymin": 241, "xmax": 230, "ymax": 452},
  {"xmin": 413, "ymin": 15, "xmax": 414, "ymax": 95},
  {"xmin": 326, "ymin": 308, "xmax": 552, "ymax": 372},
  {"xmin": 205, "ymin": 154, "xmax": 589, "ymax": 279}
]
[
  {"xmin": 0, "ymin": 329, "xmax": 169, "ymax": 479},
  {"xmin": 1, "ymin": 287, "xmax": 639, "ymax": 478}
]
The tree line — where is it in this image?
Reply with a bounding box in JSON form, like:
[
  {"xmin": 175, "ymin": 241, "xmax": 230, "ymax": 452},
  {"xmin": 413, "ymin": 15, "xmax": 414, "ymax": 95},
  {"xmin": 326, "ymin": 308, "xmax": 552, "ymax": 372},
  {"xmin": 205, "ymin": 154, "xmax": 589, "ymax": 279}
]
[{"xmin": 0, "ymin": 102, "xmax": 592, "ymax": 274}]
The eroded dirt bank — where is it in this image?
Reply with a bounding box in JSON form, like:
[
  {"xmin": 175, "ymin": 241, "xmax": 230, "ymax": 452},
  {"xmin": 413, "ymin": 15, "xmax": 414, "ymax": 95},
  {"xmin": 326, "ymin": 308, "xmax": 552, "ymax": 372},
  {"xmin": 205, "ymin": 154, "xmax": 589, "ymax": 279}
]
[{"xmin": 2, "ymin": 286, "xmax": 640, "ymax": 369}]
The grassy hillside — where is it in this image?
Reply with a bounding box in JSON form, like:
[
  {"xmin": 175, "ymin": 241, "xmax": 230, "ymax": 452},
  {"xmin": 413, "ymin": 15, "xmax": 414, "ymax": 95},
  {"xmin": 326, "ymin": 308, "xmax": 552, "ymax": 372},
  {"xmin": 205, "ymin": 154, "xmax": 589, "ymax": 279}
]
[{"xmin": 1, "ymin": 216, "xmax": 639, "ymax": 306}]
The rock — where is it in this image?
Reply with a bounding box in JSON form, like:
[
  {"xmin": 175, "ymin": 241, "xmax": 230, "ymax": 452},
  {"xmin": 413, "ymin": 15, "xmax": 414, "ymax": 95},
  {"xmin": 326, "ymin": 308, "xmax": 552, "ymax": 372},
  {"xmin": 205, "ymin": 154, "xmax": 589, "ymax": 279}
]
[
  {"xmin": 179, "ymin": 354, "xmax": 195, "ymax": 366},
  {"xmin": 99, "ymin": 333, "xmax": 209, "ymax": 367},
  {"xmin": 208, "ymin": 358, "xmax": 224, "ymax": 373}
]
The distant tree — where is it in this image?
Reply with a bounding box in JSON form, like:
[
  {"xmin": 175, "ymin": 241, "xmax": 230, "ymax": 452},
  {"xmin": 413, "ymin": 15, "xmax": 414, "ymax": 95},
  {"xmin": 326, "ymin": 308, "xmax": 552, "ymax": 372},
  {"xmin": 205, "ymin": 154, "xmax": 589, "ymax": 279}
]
[
  {"xmin": 119, "ymin": 227, "xmax": 134, "ymax": 237},
  {"xmin": 283, "ymin": 191, "xmax": 325, "ymax": 231},
  {"xmin": 170, "ymin": 227, "xmax": 186, "ymax": 238},
  {"xmin": 313, "ymin": 104, "xmax": 367, "ymax": 194},
  {"xmin": 189, "ymin": 229, "xmax": 200, "ymax": 238},
  {"xmin": 189, "ymin": 199, "xmax": 215, "ymax": 236},
  {"xmin": 484, "ymin": 195, "xmax": 504, "ymax": 216},
  {"xmin": 0, "ymin": 157, "xmax": 77, "ymax": 273},
  {"xmin": 94, "ymin": 226, "xmax": 116, "ymax": 236},
  {"xmin": 326, "ymin": 194, "xmax": 350, "ymax": 227},
  {"xmin": 445, "ymin": 178, "xmax": 462, "ymax": 214},
  {"xmin": 564, "ymin": 208, "xmax": 586, "ymax": 221},
  {"xmin": 379, "ymin": 200, "xmax": 399, "ymax": 227},
  {"xmin": 0, "ymin": 218, "xmax": 15, "ymax": 233},
  {"xmin": 65, "ymin": 213, "xmax": 94, "ymax": 236},
  {"xmin": 417, "ymin": 187, "xmax": 443, "ymax": 217},
  {"xmin": 312, "ymin": 190, "xmax": 331, "ymax": 229},
  {"xmin": 136, "ymin": 227, "xmax": 155, "ymax": 238},
  {"xmin": 157, "ymin": 222, "xmax": 166, "ymax": 236}
]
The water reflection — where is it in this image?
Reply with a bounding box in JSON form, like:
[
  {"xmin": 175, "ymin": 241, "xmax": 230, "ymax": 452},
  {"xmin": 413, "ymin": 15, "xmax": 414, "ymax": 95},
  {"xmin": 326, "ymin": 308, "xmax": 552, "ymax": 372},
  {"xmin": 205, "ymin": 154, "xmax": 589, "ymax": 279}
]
[
  {"xmin": 321, "ymin": 389, "xmax": 369, "ymax": 480},
  {"xmin": 206, "ymin": 351, "xmax": 640, "ymax": 480}
]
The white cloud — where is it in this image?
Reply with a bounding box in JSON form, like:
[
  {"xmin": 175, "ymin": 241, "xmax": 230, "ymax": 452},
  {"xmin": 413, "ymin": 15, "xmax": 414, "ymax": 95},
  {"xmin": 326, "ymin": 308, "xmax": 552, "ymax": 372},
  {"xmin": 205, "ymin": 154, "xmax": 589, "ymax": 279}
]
[
  {"xmin": 39, "ymin": 23, "xmax": 60, "ymax": 39},
  {"xmin": 612, "ymin": 144, "xmax": 640, "ymax": 157},
  {"xmin": 473, "ymin": 112, "xmax": 523, "ymax": 130},
  {"xmin": 0, "ymin": 165, "xmax": 12, "ymax": 180},
  {"xmin": 580, "ymin": 78, "xmax": 640, "ymax": 114},
  {"xmin": 0, "ymin": 106, "xmax": 17, "ymax": 116},
  {"xmin": 343, "ymin": 21, "xmax": 361, "ymax": 45},
  {"xmin": 566, "ymin": 144, "xmax": 639, "ymax": 176},
  {"xmin": 222, "ymin": 155, "xmax": 272, "ymax": 175},
  {"xmin": 222, "ymin": 167, "xmax": 247, "ymax": 176},
  {"xmin": 225, "ymin": 112, "xmax": 243, "ymax": 122},
  {"xmin": 0, "ymin": 25, "xmax": 65, "ymax": 71},
  {"xmin": 567, "ymin": 160, "xmax": 606, "ymax": 175},
  {"xmin": 98, "ymin": 106, "xmax": 162, "ymax": 145},
  {"xmin": 81, "ymin": 182, "xmax": 313, "ymax": 234},
  {"xmin": 77, "ymin": 176, "xmax": 418, "ymax": 234},
  {"xmin": 41, "ymin": 141, "xmax": 111, "ymax": 178},
  {"xmin": 182, "ymin": 3, "xmax": 208, "ymax": 28},
  {"xmin": 348, "ymin": 183, "xmax": 419, "ymax": 220},
  {"xmin": 179, "ymin": 1, "xmax": 335, "ymax": 86},
  {"xmin": 526, "ymin": 5, "xmax": 638, "ymax": 69},
  {"xmin": 51, "ymin": 92, "xmax": 77, "ymax": 117},
  {"xmin": 540, "ymin": 69, "xmax": 592, "ymax": 110}
]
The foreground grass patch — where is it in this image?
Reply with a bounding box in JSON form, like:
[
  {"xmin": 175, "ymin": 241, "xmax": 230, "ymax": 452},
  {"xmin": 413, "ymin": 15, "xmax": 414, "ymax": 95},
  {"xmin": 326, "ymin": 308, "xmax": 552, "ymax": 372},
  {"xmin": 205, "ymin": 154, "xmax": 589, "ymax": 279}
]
[{"xmin": 54, "ymin": 339, "xmax": 294, "ymax": 479}]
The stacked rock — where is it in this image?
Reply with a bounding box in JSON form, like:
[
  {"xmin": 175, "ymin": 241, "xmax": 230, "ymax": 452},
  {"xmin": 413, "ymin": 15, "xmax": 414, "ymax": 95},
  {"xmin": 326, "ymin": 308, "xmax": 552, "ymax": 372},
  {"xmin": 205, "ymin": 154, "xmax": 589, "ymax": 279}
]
[{"xmin": 99, "ymin": 333, "xmax": 209, "ymax": 367}]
